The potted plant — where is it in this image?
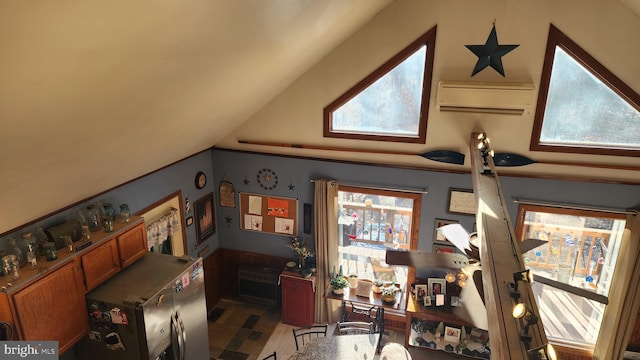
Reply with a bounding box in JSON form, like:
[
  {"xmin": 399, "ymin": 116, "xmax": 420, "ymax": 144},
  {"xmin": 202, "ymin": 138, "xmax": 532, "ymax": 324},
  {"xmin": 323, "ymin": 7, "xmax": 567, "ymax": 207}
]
[
  {"xmin": 381, "ymin": 286, "xmax": 399, "ymax": 303},
  {"xmin": 372, "ymin": 279, "xmax": 384, "ymax": 294},
  {"xmin": 330, "ymin": 276, "xmax": 349, "ymax": 294}
]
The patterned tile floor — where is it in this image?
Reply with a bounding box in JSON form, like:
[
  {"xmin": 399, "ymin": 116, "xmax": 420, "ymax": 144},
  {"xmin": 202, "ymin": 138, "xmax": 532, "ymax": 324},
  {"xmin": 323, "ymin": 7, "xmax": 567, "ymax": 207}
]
[{"xmin": 208, "ymin": 298, "xmax": 405, "ymax": 360}]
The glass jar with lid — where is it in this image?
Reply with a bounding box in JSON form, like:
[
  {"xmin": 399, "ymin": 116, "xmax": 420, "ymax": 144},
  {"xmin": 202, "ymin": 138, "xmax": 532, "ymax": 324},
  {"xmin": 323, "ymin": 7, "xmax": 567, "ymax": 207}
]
[
  {"xmin": 87, "ymin": 205, "xmax": 102, "ymax": 231},
  {"xmin": 103, "ymin": 203, "xmax": 115, "ymax": 222},
  {"xmin": 2, "ymin": 255, "xmax": 20, "ymax": 281},
  {"xmin": 44, "ymin": 242, "xmax": 58, "ymax": 261},
  {"xmin": 119, "ymin": 204, "xmax": 130, "ymax": 223}
]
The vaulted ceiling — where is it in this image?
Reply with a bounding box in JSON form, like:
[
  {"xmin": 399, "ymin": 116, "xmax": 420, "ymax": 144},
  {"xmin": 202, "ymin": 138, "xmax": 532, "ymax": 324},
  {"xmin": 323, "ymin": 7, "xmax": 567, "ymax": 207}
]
[{"xmin": 2, "ymin": 0, "xmax": 640, "ymax": 233}]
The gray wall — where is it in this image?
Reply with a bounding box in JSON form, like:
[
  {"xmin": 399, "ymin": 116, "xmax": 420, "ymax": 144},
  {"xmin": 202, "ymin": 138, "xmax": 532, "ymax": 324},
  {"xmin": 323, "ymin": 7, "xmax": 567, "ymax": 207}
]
[{"xmin": 211, "ymin": 149, "xmax": 640, "ymax": 260}]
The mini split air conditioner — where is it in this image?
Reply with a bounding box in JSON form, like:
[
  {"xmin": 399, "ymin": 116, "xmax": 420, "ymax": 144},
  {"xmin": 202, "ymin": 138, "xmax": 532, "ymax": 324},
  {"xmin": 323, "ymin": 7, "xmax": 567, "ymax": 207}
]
[{"xmin": 436, "ymin": 81, "xmax": 536, "ymax": 115}]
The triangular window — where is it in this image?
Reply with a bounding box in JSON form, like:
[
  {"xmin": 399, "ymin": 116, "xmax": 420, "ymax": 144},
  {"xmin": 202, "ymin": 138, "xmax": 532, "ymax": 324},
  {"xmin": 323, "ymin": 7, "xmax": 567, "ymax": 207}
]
[
  {"xmin": 531, "ymin": 25, "xmax": 640, "ymax": 156},
  {"xmin": 323, "ymin": 26, "xmax": 436, "ymax": 144}
]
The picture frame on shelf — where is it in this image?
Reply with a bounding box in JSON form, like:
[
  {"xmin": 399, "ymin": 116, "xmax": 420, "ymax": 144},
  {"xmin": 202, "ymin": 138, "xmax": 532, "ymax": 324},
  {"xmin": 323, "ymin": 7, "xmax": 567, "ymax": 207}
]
[
  {"xmin": 447, "ymin": 188, "xmax": 476, "ymax": 215},
  {"xmin": 415, "ymin": 284, "xmax": 428, "ymax": 301},
  {"xmin": 427, "ymin": 278, "xmax": 446, "ymax": 297},
  {"xmin": 194, "ymin": 193, "xmax": 216, "ymax": 245},
  {"xmin": 423, "ymin": 295, "xmax": 431, "ymax": 307},
  {"xmin": 434, "ymin": 218, "xmax": 458, "ymax": 245},
  {"xmin": 444, "ymin": 326, "xmax": 461, "ymax": 344}
]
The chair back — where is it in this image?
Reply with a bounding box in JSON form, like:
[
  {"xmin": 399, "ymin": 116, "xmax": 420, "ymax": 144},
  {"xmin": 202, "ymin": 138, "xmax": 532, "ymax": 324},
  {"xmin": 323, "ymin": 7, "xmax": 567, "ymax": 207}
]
[
  {"xmin": 261, "ymin": 351, "xmax": 277, "ymax": 360},
  {"xmin": 292, "ymin": 324, "xmax": 328, "ymax": 350},
  {"xmin": 337, "ymin": 321, "xmax": 374, "ymax": 335}
]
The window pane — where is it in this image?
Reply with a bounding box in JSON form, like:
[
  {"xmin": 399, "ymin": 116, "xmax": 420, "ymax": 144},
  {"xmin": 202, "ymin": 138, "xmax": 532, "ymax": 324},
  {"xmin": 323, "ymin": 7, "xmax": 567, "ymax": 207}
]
[
  {"xmin": 540, "ymin": 47, "xmax": 640, "ymax": 150},
  {"xmin": 521, "ymin": 210, "xmax": 625, "ymax": 297},
  {"xmin": 337, "ymin": 189, "xmax": 414, "ymax": 289},
  {"xmin": 532, "ymin": 282, "xmax": 605, "ymax": 348},
  {"xmin": 331, "ymin": 46, "xmax": 426, "ymax": 137}
]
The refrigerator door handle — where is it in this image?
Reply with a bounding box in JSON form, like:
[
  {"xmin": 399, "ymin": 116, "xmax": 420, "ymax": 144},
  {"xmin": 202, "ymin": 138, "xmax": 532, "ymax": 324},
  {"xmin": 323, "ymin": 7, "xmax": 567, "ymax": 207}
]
[
  {"xmin": 171, "ymin": 312, "xmax": 183, "ymax": 360},
  {"xmin": 176, "ymin": 311, "xmax": 186, "ymax": 360}
]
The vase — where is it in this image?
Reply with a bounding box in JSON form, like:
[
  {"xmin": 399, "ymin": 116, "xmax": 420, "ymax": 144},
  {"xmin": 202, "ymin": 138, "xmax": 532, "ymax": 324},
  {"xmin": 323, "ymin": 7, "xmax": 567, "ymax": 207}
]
[
  {"xmin": 298, "ymin": 256, "xmax": 305, "ymax": 269},
  {"xmin": 382, "ymin": 294, "xmax": 396, "ymax": 303},
  {"xmin": 333, "ymin": 288, "xmax": 344, "ymax": 295},
  {"xmin": 347, "ymin": 275, "xmax": 359, "ymax": 289}
]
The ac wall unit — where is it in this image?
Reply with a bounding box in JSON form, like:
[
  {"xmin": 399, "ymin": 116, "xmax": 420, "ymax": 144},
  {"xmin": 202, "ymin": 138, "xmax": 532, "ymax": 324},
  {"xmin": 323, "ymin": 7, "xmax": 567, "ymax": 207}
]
[{"xmin": 436, "ymin": 81, "xmax": 536, "ymax": 115}]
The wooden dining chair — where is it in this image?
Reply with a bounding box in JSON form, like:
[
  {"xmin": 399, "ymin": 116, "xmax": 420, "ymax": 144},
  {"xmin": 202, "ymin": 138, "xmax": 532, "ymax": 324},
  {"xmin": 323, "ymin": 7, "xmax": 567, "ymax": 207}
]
[
  {"xmin": 337, "ymin": 321, "xmax": 374, "ymax": 335},
  {"xmin": 261, "ymin": 351, "xmax": 277, "ymax": 360},
  {"xmin": 292, "ymin": 324, "xmax": 328, "ymax": 350}
]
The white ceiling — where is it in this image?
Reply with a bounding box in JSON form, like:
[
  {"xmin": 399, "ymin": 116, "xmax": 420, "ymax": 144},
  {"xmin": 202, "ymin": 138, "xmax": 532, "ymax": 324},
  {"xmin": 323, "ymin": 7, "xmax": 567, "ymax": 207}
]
[{"xmin": 1, "ymin": 0, "xmax": 639, "ymax": 233}]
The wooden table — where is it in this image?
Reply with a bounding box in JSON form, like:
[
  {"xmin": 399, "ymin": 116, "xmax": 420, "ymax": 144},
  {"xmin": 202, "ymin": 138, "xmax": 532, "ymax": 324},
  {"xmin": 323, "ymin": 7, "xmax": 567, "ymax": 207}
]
[{"xmin": 287, "ymin": 334, "xmax": 379, "ymax": 360}]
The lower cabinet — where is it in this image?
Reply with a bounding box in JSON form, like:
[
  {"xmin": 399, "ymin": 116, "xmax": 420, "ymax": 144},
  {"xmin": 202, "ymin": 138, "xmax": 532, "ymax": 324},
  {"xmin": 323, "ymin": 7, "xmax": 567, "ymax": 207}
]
[
  {"xmin": 12, "ymin": 260, "xmax": 90, "ymax": 354},
  {"xmin": 281, "ymin": 274, "xmax": 315, "ymax": 327}
]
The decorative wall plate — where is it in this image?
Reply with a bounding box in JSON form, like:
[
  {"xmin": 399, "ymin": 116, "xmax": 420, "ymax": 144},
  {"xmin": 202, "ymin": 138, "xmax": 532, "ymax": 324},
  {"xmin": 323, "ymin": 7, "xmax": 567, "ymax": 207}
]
[{"xmin": 257, "ymin": 168, "xmax": 278, "ymax": 190}]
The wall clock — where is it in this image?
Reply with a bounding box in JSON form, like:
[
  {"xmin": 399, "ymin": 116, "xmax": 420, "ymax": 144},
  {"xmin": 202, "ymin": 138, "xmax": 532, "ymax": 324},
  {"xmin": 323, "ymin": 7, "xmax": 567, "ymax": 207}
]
[
  {"xmin": 195, "ymin": 171, "xmax": 207, "ymax": 189},
  {"xmin": 257, "ymin": 168, "xmax": 278, "ymax": 190}
]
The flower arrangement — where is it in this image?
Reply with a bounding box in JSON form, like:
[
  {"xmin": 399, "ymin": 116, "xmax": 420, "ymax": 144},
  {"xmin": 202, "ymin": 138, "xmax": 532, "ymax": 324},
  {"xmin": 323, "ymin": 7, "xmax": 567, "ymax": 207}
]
[{"xmin": 288, "ymin": 236, "xmax": 315, "ymax": 258}]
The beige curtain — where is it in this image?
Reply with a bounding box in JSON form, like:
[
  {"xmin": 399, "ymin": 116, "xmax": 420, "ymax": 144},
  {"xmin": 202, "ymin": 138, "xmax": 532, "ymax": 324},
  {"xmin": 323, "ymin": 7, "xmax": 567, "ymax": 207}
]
[
  {"xmin": 313, "ymin": 179, "xmax": 339, "ymax": 324},
  {"xmin": 594, "ymin": 210, "xmax": 640, "ymax": 359}
]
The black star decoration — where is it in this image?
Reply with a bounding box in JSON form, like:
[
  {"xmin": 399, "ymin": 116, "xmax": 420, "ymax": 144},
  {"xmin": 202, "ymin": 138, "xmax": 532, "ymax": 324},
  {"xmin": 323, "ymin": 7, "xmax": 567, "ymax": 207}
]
[
  {"xmin": 288, "ymin": 181, "xmax": 295, "ymax": 191},
  {"xmin": 243, "ymin": 175, "xmax": 250, "ymax": 186},
  {"xmin": 465, "ymin": 25, "xmax": 519, "ymax": 77},
  {"xmin": 225, "ymin": 215, "xmax": 233, "ymax": 226}
]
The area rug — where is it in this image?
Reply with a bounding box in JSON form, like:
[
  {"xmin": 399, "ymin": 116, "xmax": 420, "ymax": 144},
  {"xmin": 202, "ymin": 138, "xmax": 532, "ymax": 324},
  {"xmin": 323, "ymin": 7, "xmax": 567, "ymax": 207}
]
[{"xmin": 208, "ymin": 299, "xmax": 281, "ymax": 360}]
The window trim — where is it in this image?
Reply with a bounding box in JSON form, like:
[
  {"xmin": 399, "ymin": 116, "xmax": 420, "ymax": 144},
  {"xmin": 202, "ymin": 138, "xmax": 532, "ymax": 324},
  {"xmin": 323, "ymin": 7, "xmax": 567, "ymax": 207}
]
[
  {"xmin": 514, "ymin": 203, "xmax": 626, "ymax": 349},
  {"xmin": 323, "ymin": 26, "xmax": 437, "ymax": 144},
  {"xmin": 530, "ymin": 24, "xmax": 640, "ymax": 157},
  {"xmin": 337, "ymin": 185, "xmax": 421, "ymax": 311}
]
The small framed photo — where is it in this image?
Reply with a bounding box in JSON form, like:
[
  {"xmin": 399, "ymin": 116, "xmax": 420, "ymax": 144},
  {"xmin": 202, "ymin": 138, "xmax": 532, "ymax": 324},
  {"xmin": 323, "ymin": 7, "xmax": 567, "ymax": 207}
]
[
  {"xmin": 194, "ymin": 193, "xmax": 216, "ymax": 245},
  {"xmin": 434, "ymin": 218, "xmax": 458, "ymax": 245},
  {"xmin": 423, "ymin": 295, "xmax": 431, "ymax": 307},
  {"xmin": 415, "ymin": 284, "xmax": 428, "ymax": 301},
  {"xmin": 186, "ymin": 216, "xmax": 194, "ymax": 227},
  {"xmin": 435, "ymin": 294, "xmax": 445, "ymax": 306},
  {"xmin": 447, "ymin": 188, "xmax": 476, "ymax": 215},
  {"xmin": 428, "ymin": 278, "xmax": 446, "ymax": 297},
  {"xmin": 444, "ymin": 326, "xmax": 461, "ymax": 344}
]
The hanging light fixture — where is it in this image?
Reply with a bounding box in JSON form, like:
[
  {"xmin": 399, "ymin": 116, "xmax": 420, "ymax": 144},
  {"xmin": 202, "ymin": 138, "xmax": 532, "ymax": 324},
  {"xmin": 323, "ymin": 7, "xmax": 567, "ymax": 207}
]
[{"xmin": 512, "ymin": 303, "xmax": 539, "ymax": 342}]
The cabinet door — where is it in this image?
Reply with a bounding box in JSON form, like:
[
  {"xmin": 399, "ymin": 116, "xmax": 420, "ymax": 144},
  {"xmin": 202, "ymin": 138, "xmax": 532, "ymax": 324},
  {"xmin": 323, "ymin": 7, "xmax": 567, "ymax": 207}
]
[
  {"xmin": 81, "ymin": 238, "xmax": 120, "ymax": 291},
  {"xmin": 281, "ymin": 276, "xmax": 314, "ymax": 327},
  {"xmin": 13, "ymin": 260, "xmax": 89, "ymax": 353},
  {"xmin": 116, "ymin": 222, "xmax": 147, "ymax": 268}
]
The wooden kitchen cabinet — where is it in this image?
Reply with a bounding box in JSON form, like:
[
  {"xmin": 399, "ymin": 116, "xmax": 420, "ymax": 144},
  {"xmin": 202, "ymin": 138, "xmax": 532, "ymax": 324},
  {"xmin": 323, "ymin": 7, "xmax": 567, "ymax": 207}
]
[
  {"xmin": 281, "ymin": 272, "xmax": 315, "ymax": 327},
  {"xmin": 80, "ymin": 221, "xmax": 147, "ymax": 291},
  {"xmin": 81, "ymin": 237, "xmax": 121, "ymax": 291},
  {"xmin": 12, "ymin": 260, "xmax": 90, "ymax": 354},
  {"xmin": 116, "ymin": 221, "xmax": 147, "ymax": 268}
]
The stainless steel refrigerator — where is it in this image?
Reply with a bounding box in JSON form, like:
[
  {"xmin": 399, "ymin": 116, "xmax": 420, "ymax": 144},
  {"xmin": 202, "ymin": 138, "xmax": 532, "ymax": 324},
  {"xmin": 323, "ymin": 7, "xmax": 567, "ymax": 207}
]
[{"xmin": 78, "ymin": 252, "xmax": 209, "ymax": 360}]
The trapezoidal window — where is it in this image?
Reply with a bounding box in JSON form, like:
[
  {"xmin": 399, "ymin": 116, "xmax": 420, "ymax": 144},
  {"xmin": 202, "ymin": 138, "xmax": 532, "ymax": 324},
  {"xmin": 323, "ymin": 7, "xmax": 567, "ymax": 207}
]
[
  {"xmin": 530, "ymin": 24, "xmax": 640, "ymax": 156},
  {"xmin": 323, "ymin": 26, "xmax": 436, "ymax": 144}
]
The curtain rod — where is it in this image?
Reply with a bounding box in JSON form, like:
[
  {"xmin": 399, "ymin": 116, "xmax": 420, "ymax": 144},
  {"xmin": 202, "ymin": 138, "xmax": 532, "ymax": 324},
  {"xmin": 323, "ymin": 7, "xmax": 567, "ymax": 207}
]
[
  {"xmin": 513, "ymin": 197, "xmax": 636, "ymax": 215},
  {"xmin": 310, "ymin": 179, "xmax": 428, "ymax": 195}
]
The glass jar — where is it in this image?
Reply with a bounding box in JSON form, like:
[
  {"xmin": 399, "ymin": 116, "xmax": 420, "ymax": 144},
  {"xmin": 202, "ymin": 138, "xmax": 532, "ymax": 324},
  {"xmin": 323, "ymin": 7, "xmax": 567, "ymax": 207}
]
[
  {"xmin": 103, "ymin": 203, "xmax": 115, "ymax": 222},
  {"xmin": 81, "ymin": 225, "xmax": 91, "ymax": 241},
  {"xmin": 87, "ymin": 205, "xmax": 102, "ymax": 231},
  {"xmin": 103, "ymin": 218, "xmax": 114, "ymax": 233},
  {"xmin": 119, "ymin": 204, "xmax": 130, "ymax": 223},
  {"xmin": 34, "ymin": 227, "xmax": 49, "ymax": 257},
  {"xmin": 44, "ymin": 242, "xmax": 58, "ymax": 261},
  {"xmin": 2, "ymin": 255, "xmax": 20, "ymax": 281},
  {"xmin": 20, "ymin": 231, "xmax": 39, "ymax": 261},
  {"xmin": 8, "ymin": 238, "xmax": 26, "ymax": 267},
  {"xmin": 76, "ymin": 209, "xmax": 89, "ymax": 227}
]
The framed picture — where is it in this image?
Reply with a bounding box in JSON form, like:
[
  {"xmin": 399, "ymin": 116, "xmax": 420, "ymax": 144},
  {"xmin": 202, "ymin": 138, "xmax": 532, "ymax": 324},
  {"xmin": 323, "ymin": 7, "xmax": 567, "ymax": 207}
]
[
  {"xmin": 434, "ymin": 218, "xmax": 458, "ymax": 244},
  {"xmin": 186, "ymin": 216, "xmax": 194, "ymax": 227},
  {"xmin": 447, "ymin": 188, "xmax": 476, "ymax": 215},
  {"xmin": 433, "ymin": 244, "xmax": 458, "ymax": 254},
  {"xmin": 194, "ymin": 193, "xmax": 216, "ymax": 245},
  {"xmin": 423, "ymin": 295, "xmax": 431, "ymax": 307},
  {"xmin": 415, "ymin": 284, "xmax": 428, "ymax": 301},
  {"xmin": 444, "ymin": 326, "xmax": 461, "ymax": 344},
  {"xmin": 428, "ymin": 278, "xmax": 446, "ymax": 297}
]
